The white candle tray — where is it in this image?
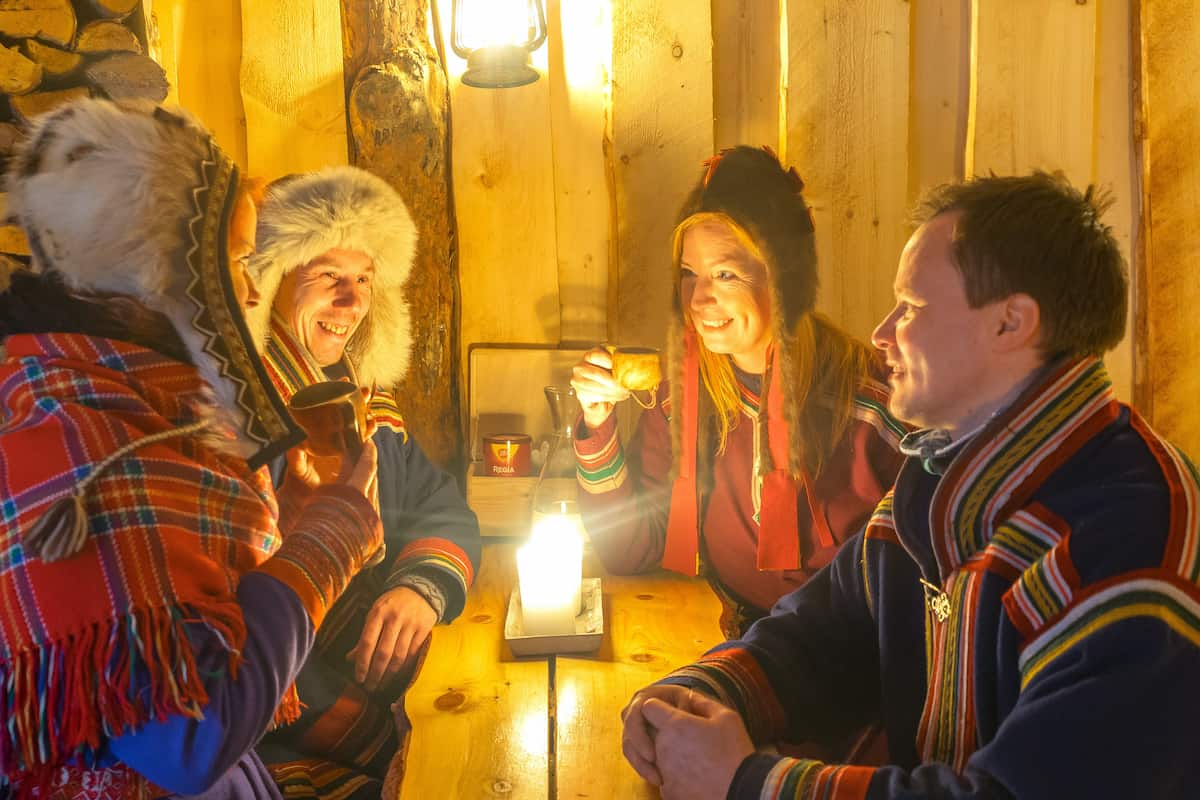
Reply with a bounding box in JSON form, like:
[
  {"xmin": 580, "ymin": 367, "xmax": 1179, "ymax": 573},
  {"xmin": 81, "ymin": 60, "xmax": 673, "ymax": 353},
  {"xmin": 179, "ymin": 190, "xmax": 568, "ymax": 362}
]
[{"xmin": 504, "ymin": 578, "xmax": 604, "ymax": 657}]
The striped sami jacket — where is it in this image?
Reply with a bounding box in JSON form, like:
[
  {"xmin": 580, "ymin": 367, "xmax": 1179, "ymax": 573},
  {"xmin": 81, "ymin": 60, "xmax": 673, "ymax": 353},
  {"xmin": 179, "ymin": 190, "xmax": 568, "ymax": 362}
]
[{"xmin": 662, "ymin": 357, "xmax": 1200, "ymax": 799}]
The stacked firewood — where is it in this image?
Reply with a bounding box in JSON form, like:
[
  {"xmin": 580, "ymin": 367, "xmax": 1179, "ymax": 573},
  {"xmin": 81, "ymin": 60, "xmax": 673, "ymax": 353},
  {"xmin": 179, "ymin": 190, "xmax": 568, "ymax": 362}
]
[{"xmin": 0, "ymin": 0, "xmax": 166, "ymax": 261}]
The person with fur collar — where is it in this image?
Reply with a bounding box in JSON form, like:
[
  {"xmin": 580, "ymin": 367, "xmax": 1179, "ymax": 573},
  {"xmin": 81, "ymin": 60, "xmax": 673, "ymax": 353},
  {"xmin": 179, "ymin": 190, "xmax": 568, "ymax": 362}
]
[
  {"xmin": 572, "ymin": 146, "xmax": 905, "ymax": 639},
  {"xmin": 247, "ymin": 166, "xmax": 480, "ymax": 796},
  {"xmin": 0, "ymin": 99, "xmax": 382, "ymax": 799}
]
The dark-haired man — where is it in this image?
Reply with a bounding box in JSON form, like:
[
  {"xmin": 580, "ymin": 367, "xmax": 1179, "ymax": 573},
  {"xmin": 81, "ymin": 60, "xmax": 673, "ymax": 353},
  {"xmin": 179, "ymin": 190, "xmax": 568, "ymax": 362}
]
[{"xmin": 619, "ymin": 172, "xmax": 1200, "ymax": 799}]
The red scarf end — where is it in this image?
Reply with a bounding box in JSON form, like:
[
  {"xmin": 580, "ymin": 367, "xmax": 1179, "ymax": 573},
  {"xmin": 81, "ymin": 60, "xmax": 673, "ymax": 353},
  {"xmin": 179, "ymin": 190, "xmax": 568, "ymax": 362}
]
[
  {"xmin": 757, "ymin": 470, "xmax": 801, "ymax": 570},
  {"xmin": 663, "ymin": 475, "xmax": 700, "ymax": 576}
]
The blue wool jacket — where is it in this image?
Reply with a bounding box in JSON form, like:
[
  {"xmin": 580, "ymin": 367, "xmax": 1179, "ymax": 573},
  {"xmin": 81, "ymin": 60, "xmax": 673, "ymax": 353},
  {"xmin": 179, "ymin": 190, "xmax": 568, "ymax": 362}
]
[{"xmin": 663, "ymin": 358, "xmax": 1200, "ymax": 799}]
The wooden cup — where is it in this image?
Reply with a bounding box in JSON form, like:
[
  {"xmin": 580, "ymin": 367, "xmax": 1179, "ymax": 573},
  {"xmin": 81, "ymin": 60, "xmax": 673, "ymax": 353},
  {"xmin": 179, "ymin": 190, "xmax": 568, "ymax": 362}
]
[
  {"xmin": 606, "ymin": 345, "xmax": 662, "ymax": 408},
  {"xmin": 288, "ymin": 381, "xmax": 367, "ymax": 462}
]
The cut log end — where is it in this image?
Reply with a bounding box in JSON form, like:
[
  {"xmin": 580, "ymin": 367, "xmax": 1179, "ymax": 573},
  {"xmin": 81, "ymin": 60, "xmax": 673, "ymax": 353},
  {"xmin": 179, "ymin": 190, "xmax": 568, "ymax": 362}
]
[
  {"xmin": 22, "ymin": 39, "xmax": 83, "ymax": 80},
  {"xmin": 10, "ymin": 86, "xmax": 90, "ymax": 127},
  {"xmin": 77, "ymin": 19, "xmax": 144, "ymax": 55},
  {"xmin": 88, "ymin": 0, "xmax": 139, "ymax": 20},
  {"xmin": 0, "ymin": 0, "xmax": 78, "ymax": 48},
  {"xmin": 0, "ymin": 44, "xmax": 43, "ymax": 96},
  {"xmin": 0, "ymin": 224, "xmax": 31, "ymax": 258},
  {"xmin": 84, "ymin": 53, "xmax": 167, "ymax": 104}
]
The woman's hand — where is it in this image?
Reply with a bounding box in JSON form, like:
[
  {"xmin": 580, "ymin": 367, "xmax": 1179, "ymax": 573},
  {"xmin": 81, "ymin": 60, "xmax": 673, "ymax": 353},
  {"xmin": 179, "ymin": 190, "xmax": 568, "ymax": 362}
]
[{"xmin": 571, "ymin": 347, "xmax": 630, "ymax": 429}]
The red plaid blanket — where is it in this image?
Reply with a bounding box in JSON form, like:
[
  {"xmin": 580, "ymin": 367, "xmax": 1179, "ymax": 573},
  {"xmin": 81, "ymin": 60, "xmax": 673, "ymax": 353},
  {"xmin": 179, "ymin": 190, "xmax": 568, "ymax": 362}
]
[{"xmin": 0, "ymin": 333, "xmax": 281, "ymax": 789}]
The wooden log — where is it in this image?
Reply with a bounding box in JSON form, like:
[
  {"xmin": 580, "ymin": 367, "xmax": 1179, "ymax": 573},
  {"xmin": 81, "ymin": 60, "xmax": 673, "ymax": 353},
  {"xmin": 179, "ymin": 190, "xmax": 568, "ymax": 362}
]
[
  {"xmin": 76, "ymin": 19, "xmax": 143, "ymax": 54},
  {"xmin": 85, "ymin": 0, "xmax": 138, "ymax": 20},
  {"xmin": 344, "ymin": 0, "xmax": 462, "ymax": 469},
  {"xmin": 0, "ymin": 43, "xmax": 42, "ymax": 96},
  {"xmin": 9, "ymin": 85, "xmax": 88, "ymax": 125},
  {"xmin": 84, "ymin": 52, "xmax": 167, "ymax": 102},
  {"xmin": 0, "ymin": 0, "xmax": 76, "ymax": 48},
  {"xmin": 0, "ymin": 224, "xmax": 31, "ymax": 257},
  {"xmin": 22, "ymin": 38, "xmax": 82, "ymax": 79}
]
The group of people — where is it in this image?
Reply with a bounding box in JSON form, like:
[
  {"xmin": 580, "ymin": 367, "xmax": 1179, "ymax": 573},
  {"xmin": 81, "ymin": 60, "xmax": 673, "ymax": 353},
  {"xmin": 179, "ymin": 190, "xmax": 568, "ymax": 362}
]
[
  {"xmin": 572, "ymin": 148, "xmax": 1200, "ymax": 799},
  {"xmin": 0, "ymin": 96, "xmax": 1194, "ymax": 800},
  {"xmin": 0, "ymin": 99, "xmax": 479, "ymax": 799}
]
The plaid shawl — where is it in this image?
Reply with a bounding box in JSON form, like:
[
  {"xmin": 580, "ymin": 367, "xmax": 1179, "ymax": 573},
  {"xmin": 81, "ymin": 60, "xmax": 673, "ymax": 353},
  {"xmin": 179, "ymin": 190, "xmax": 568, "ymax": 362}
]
[{"xmin": 0, "ymin": 333, "xmax": 283, "ymax": 790}]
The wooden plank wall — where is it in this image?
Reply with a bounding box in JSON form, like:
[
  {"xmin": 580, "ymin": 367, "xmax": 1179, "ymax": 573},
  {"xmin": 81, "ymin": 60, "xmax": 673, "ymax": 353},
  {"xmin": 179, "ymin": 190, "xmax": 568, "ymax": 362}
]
[
  {"xmin": 436, "ymin": 0, "xmax": 1138, "ymax": 400},
  {"xmin": 144, "ymin": 0, "xmax": 248, "ymax": 167},
  {"xmin": 1139, "ymin": 0, "xmax": 1200, "ymax": 455},
  {"xmin": 786, "ymin": 0, "xmax": 912, "ymax": 344},
  {"xmin": 150, "ymin": 0, "xmax": 1200, "ymax": 446},
  {"xmin": 145, "ymin": 0, "xmax": 348, "ymax": 177}
]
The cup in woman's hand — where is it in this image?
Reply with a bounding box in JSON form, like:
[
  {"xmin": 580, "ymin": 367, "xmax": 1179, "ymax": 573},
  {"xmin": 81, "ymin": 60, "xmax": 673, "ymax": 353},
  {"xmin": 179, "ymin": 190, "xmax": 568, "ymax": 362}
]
[
  {"xmin": 288, "ymin": 380, "xmax": 367, "ymax": 463},
  {"xmin": 605, "ymin": 346, "xmax": 662, "ymax": 409}
]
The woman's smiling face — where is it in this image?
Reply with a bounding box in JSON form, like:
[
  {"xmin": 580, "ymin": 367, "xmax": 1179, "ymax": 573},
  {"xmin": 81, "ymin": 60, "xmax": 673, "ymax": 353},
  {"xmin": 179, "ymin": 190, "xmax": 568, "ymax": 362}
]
[
  {"xmin": 273, "ymin": 248, "xmax": 374, "ymax": 367},
  {"xmin": 679, "ymin": 219, "xmax": 774, "ymax": 373}
]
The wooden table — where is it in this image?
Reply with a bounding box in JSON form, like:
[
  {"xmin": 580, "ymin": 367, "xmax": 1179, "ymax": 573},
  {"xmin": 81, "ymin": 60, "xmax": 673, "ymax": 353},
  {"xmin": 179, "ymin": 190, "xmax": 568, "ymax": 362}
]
[{"xmin": 395, "ymin": 542, "xmax": 723, "ymax": 799}]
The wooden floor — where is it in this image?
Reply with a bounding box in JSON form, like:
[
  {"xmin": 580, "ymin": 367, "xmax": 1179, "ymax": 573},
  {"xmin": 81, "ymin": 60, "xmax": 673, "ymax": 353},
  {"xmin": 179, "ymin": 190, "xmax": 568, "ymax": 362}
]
[{"xmin": 393, "ymin": 542, "xmax": 723, "ymax": 799}]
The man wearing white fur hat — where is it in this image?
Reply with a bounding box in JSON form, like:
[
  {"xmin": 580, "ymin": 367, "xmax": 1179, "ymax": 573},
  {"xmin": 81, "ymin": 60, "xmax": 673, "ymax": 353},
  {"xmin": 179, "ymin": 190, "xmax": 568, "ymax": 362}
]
[{"xmin": 248, "ymin": 166, "xmax": 480, "ymax": 795}]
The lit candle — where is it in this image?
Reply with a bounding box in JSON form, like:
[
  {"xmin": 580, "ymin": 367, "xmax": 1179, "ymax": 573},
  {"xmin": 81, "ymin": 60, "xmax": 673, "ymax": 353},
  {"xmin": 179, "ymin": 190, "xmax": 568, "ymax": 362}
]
[{"xmin": 516, "ymin": 506, "xmax": 583, "ymax": 636}]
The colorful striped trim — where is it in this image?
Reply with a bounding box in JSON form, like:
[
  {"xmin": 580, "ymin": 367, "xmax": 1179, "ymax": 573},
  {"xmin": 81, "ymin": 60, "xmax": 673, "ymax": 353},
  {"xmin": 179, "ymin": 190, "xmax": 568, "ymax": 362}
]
[
  {"xmin": 264, "ymin": 311, "xmax": 407, "ymax": 439},
  {"xmin": 974, "ymin": 504, "xmax": 1070, "ymax": 583},
  {"xmin": 761, "ymin": 758, "xmax": 874, "ymax": 800},
  {"xmin": 915, "ymin": 569, "xmax": 982, "ymax": 770},
  {"xmin": 862, "ymin": 491, "xmax": 899, "ymax": 620},
  {"xmin": 1017, "ymin": 575, "xmax": 1200, "ymax": 689},
  {"xmin": 932, "ymin": 358, "xmax": 1118, "ymax": 571},
  {"xmin": 851, "ymin": 379, "xmax": 906, "ymax": 449},
  {"xmin": 387, "ymin": 537, "xmax": 476, "ymax": 599},
  {"xmin": 1002, "ymin": 532, "xmax": 1080, "ymax": 641},
  {"xmin": 574, "ymin": 425, "xmax": 627, "ymax": 494},
  {"xmin": 267, "ymin": 758, "xmax": 379, "ymax": 800},
  {"xmin": 1128, "ymin": 411, "xmax": 1200, "ymax": 583},
  {"xmin": 738, "ymin": 380, "xmax": 761, "ymax": 417},
  {"xmin": 663, "ymin": 643, "xmax": 788, "ymax": 744}
]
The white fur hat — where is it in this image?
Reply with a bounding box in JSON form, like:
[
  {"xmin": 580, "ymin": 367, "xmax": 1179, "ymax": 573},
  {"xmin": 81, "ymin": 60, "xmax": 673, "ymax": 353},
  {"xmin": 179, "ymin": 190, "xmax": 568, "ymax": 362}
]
[
  {"xmin": 249, "ymin": 166, "xmax": 418, "ymax": 389},
  {"xmin": 5, "ymin": 98, "xmax": 302, "ymax": 467}
]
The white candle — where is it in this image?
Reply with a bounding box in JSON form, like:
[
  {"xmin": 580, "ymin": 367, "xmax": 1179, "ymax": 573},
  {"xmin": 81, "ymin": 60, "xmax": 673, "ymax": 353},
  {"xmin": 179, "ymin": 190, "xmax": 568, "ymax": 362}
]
[{"xmin": 517, "ymin": 509, "xmax": 583, "ymax": 636}]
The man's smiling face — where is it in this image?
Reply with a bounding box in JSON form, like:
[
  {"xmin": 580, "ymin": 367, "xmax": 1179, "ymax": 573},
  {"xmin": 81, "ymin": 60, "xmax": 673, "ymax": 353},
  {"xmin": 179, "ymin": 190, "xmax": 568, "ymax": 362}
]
[{"xmin": 274, "ymin": 248, "xmax": 374, "ymax": 367}]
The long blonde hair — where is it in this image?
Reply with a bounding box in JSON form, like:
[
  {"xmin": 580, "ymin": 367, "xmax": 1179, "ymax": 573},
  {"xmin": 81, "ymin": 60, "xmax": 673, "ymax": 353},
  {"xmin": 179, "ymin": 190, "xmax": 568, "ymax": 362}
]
[{"xmin": 672, "ymin": 213, "xmax": 874, "ymax": 476}]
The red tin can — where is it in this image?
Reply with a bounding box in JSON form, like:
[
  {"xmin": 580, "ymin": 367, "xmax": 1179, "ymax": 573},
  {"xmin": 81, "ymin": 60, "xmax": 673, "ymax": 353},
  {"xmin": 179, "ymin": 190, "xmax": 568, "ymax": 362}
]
[{"xmin": 483, "ymin": 433, "xmax": 532, "ymax": 477}]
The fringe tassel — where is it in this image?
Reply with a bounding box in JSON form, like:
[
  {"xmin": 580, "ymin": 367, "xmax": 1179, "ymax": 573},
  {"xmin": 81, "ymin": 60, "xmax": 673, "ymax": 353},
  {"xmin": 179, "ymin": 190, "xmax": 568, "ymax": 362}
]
[
  {"xmin": 274, "ymin": 684, "xmax": 303, "ymax": 727},
  {"xmin": 0, "ymin": 602, "xmax": 246, "ymax": 790}
]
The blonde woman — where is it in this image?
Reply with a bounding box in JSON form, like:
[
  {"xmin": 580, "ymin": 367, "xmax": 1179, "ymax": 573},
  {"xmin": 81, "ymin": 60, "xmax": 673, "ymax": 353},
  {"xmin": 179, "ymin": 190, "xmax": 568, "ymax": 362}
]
[{"xmin": 572, "ymin": 146, "xmax": 905, "ymax": 639}]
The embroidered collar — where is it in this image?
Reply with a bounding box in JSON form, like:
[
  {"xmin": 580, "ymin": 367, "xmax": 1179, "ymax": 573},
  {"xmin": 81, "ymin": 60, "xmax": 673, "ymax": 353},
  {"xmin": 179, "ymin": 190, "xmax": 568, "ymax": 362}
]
[
  {"xmin": 180, "ymin": 140, "xmax": 302, "ymax": 469},
  {"xmin": 895, "ymin": 357, "xmax": 1121, "ymax": 579},
  {"xmin": 263, "ymin": 310, "xmax": 407, "ymax": 438}
]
